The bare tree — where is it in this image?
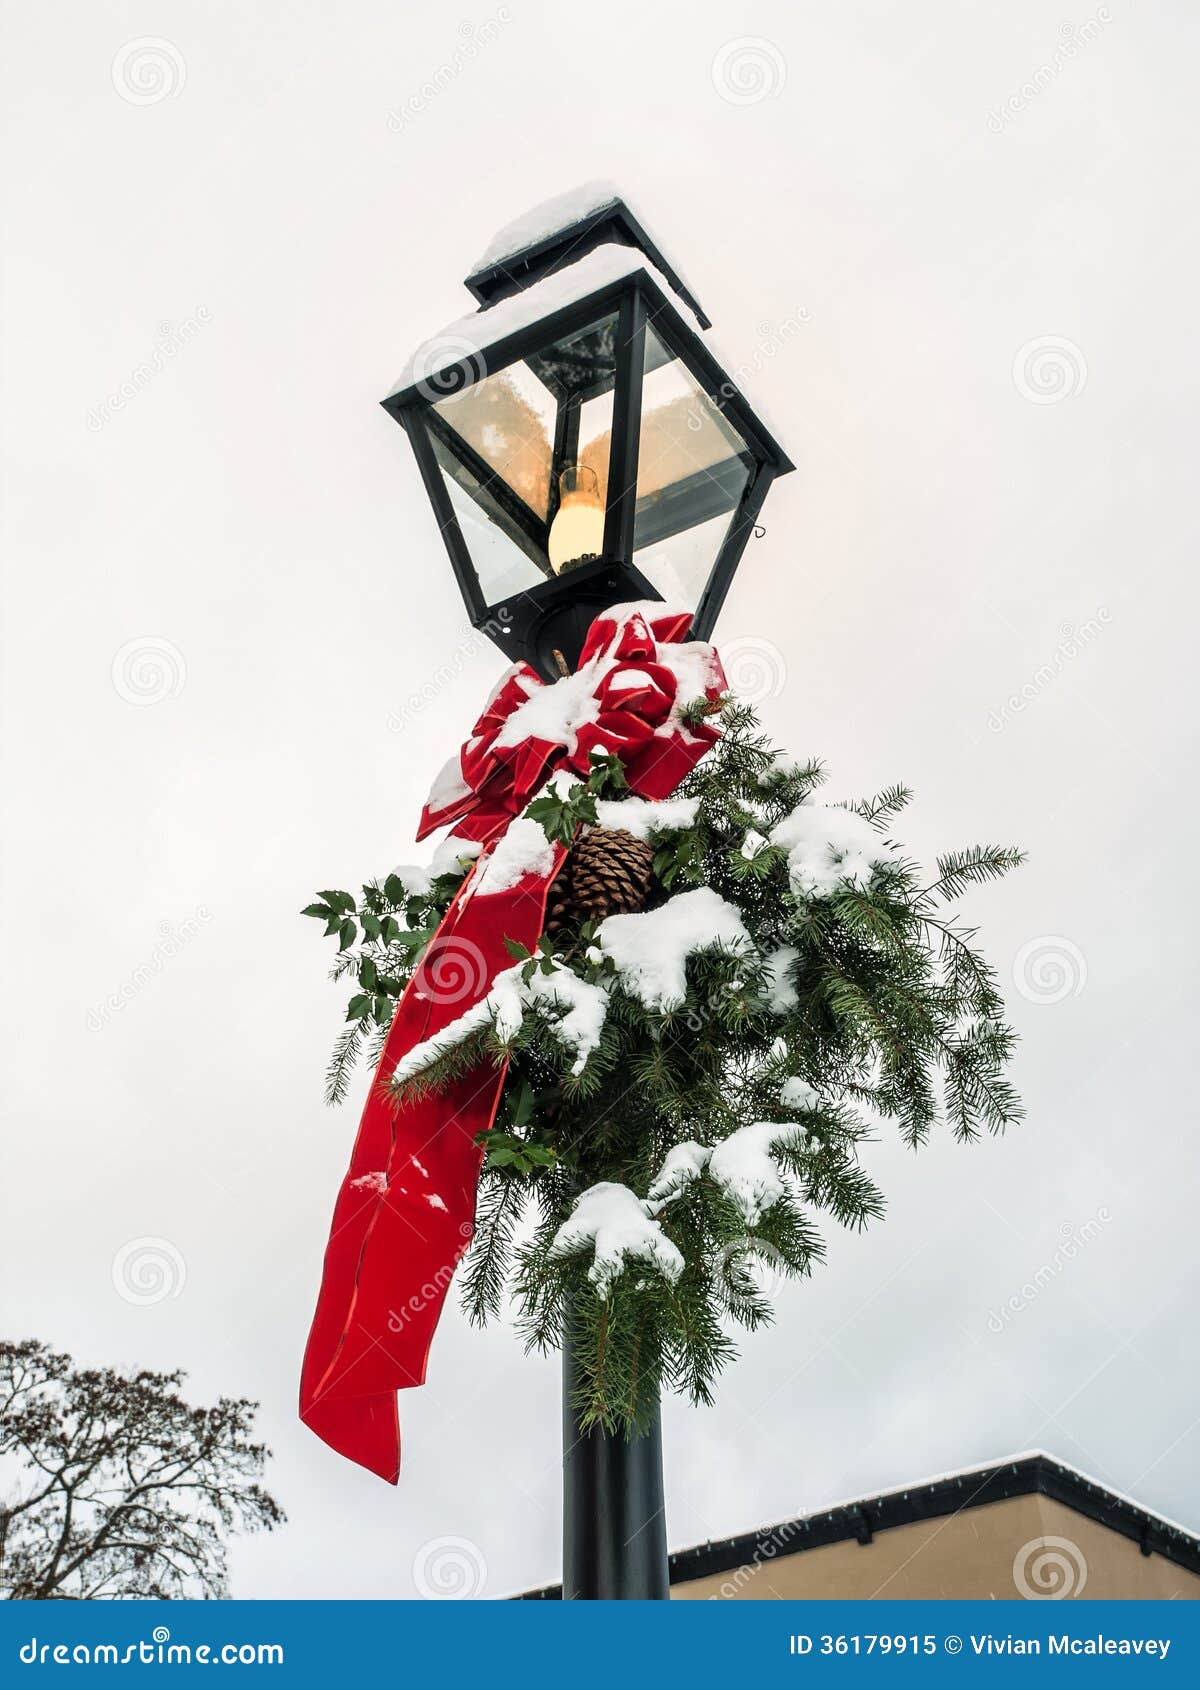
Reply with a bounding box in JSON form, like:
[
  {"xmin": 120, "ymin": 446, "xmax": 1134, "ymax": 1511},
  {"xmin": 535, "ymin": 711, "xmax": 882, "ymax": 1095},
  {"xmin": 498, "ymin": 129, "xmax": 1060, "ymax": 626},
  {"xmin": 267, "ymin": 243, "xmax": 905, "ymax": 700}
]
[{"xmin": 0, "ymin": 1340, "xmax": 284, "ymax": 1599}]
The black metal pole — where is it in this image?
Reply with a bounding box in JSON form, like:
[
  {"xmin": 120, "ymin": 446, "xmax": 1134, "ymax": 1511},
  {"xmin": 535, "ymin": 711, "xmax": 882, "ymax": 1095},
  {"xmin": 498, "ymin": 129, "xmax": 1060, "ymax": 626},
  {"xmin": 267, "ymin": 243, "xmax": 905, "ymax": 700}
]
[{"xmin": 561, "ymin": 1315, "xmax": 670, "ymax": 1600}]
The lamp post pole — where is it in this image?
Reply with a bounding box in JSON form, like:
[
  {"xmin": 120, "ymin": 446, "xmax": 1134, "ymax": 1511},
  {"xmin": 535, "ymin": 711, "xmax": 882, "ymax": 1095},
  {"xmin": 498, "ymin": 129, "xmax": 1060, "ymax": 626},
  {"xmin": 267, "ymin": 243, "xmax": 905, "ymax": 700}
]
[{"xmin": 561, "ymin": 1314, "xmax": 669, "ymax": 1600}]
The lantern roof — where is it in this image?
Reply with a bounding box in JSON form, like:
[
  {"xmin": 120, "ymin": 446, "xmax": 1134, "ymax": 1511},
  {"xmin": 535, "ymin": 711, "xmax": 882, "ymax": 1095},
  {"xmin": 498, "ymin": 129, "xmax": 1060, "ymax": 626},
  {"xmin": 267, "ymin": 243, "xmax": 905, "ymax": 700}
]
[
  {"xmin": 465, "ymin": 182, "xmax": 710, "ymax": 329},
  {"xmin": 388, "ymin": 241, "xmax": 705, "ymax": 403}
]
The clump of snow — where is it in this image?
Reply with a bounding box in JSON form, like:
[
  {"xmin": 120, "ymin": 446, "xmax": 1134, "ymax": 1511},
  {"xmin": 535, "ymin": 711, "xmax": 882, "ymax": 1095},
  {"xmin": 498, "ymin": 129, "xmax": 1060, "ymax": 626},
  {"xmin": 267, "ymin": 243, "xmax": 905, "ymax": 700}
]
[
  {"xmin": 709, "ymin": 1121, "xmax": 805, "ymax": 1225},
  {"xmin": 645, "ymin": 1141, "xmax": 710, "ymax": 1212},
  {"xmin": 780, "ymin": 1077, "xmax": 821, "ymax": 1112},
  {"xmin": 769, "ymin": 802, "xmax": 889, "ymax": 898},
  {"xmin": 762, "ymin": 945, "xmax": 799, "ymax": 1013},
  {"xmin": 741, "ymin": 829, "xmax": 769, "ymax": 860},
  {"xmin": 655, "ymin": 641, "xmax": 725, "ymax": 729},
  {"xmin": 350, "ymin": 1170, "xmax": 387, "ymax": 1194},
  {"xmin": 597, "ymin": 886, "xmax": 753, "ymax": 1010},
  {"xmin": 493, "ymin": 664, "xmax": 602, "ymax": 753},
  {"xmin": 471, "ymin": 181, "xmax": 623, "ymax": 272},
  {"xmin": 391, "ymin": 836, "xmax": 483, "ymax": 898},
  {"xmin": 393, "ymin": 960, "xmax": 611, "ymax": 1086},
  {"xmin": 593, "ymin": 795, "xmax": 699, "ymax": 840},
  {"xmin": 423, "ymin": 754, "xmax": 473, "ymax": 820},
  {"xmin": 549, "ymin": 1181, "xmax": 683, "ymax": 1296},
  {"xmin": 472, "ymin": 817, "xmax": 557, "ymax": 897}
]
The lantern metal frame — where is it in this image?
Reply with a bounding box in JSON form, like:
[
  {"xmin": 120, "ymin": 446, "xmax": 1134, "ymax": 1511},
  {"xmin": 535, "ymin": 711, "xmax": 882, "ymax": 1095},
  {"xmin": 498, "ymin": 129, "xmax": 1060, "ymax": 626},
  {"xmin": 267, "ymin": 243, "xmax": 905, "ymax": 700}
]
[{"xmin": 382, "ymin": 217, "xmax": 794, "ymax": 678}]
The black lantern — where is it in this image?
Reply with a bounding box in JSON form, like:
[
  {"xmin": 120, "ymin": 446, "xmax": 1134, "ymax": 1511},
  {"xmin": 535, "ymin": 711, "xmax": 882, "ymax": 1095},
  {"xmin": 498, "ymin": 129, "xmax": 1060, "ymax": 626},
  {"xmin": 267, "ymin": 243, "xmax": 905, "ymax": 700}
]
[{"xmin": 383, "ymin": 192, "xmax": 794, "ymax": 679}]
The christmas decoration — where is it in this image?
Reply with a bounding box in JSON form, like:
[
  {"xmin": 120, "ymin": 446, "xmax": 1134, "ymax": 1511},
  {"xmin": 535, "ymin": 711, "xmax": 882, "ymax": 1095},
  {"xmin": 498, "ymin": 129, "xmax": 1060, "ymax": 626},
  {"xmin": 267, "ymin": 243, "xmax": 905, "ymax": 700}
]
[
  {"xmin": 299, "ymin": 605, "xmax": 726, "ymax": 1481},
  {"xmin": 299, "ymin": 603, "xmax": 1023, "ymax": 1484}
]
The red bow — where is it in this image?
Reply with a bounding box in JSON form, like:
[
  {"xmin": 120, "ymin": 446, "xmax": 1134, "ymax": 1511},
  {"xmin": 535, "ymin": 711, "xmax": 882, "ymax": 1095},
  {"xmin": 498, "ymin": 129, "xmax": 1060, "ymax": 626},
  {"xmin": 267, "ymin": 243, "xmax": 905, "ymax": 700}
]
[
  {"xmin": 300, "ymin": 606, "xmax": 726, "ymax": 1483},
  {"xmin": 418, "ymin": 607, "xmax": 724, "ymax": 842}
]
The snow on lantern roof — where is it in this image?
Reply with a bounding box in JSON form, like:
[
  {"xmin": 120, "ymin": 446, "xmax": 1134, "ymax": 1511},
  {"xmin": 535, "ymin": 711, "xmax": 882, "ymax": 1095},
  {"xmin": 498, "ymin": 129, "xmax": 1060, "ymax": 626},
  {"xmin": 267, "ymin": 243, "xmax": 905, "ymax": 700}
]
[
  {"xmin": 464, "ymin": 183, "xmax": 710, "ymax": 330},
  {"xmin": 470, "ymin": 180, "xmax": 627, "ymax": 273},
  {"xmin": 388, "ymin": 241, "xmax": 705, "ymax": 401}
]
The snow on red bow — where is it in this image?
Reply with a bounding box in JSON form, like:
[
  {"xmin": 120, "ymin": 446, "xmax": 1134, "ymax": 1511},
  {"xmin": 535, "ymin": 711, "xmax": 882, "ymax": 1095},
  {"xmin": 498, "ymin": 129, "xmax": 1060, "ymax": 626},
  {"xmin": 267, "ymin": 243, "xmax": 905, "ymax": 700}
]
[
  {"xmin": 300, "ymin": 604, "xmax": 727, "ymax": 1485},
  {"xmin": 417, "ymin": 605, "xmax": 727, "ymax": 843}
]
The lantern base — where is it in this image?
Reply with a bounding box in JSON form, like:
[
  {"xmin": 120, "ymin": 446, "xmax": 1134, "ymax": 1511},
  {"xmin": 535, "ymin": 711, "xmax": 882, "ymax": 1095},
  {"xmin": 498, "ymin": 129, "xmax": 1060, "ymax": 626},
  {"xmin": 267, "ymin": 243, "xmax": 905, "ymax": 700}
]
[{"xmin": 484, "ymin": 556, "xmax": 666, "ymax": 680}]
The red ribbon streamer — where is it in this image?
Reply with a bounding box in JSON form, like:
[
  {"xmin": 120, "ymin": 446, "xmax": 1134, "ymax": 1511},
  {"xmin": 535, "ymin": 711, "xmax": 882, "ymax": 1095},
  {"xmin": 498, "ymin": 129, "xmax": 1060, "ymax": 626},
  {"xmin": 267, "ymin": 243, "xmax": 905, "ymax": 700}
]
[{"xmin": 300, "ymin": 607, "xmax": 726, "ymax": 1482}]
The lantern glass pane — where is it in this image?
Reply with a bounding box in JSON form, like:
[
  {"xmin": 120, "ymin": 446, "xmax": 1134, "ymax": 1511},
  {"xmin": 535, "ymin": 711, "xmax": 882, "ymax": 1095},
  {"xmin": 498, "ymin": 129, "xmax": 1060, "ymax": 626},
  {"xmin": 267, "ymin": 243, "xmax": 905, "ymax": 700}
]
[
  {"xmin": 631, "ymin": 324, "xmax": 755, "ymax": 608},
  {"xmin": 427, "ymin": 311, "xmax": 622, "ymax": 606}
]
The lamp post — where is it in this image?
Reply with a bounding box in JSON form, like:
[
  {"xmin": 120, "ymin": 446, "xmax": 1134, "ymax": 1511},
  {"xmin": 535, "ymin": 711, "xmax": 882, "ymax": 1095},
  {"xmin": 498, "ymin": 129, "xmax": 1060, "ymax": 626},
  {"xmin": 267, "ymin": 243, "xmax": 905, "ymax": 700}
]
[{"xmin": 383, "ymin": 189, "xmax": 794, "ymax": 1594}]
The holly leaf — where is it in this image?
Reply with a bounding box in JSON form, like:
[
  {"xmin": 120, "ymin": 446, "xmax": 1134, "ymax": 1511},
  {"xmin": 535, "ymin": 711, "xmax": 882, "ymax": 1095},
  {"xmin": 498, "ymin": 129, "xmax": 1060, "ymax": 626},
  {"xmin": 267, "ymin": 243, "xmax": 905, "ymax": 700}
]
[
  {"xmin": 301, "ymin": 902, "xmax": 332, "ymax": 919},
  {"xmin": 359, "ymin": 957, "xmax": 378, "ymax": 991},
  {"xmin": 504, "ymin": 937, "xmax": 533, "ymax": 962},
  {"xmin": 338, "ymin": 918, "xmax": 358, "ymax": 951},
  {"xmin": 383, "ymin": 873, "xmax": 405, "ymax": 904},
  {"xmin": 346, "ymin": 994, "xmax": 371, "ymax": 1021}
]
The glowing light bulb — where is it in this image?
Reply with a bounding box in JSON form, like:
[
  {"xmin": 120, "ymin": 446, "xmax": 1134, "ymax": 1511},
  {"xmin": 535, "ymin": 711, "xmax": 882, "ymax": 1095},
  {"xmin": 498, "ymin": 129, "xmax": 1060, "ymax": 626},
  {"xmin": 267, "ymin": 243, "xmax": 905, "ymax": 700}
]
[{"xmin": 548, "ymin": 464, "xmax": 605, "ymax": 574}]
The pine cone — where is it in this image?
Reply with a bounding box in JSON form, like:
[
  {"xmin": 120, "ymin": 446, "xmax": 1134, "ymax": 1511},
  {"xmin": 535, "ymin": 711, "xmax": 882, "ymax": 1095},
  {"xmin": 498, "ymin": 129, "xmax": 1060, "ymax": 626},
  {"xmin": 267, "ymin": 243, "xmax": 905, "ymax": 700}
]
[{"xmin": 545, "ymin": 827, "xmax": 655, "ymax": 937}]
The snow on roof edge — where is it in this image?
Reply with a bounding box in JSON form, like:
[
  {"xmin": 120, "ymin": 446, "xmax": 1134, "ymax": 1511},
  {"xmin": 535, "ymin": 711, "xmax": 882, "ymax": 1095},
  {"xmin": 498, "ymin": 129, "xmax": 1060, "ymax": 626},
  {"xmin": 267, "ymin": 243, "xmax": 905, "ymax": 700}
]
[
  {"xmin": 669, "ymin": 1449, "xmax": 1200, "ymax": 1558},
  {"xmin": 470, "ymin": 180, "xmax": 626, "ymax": 273}
]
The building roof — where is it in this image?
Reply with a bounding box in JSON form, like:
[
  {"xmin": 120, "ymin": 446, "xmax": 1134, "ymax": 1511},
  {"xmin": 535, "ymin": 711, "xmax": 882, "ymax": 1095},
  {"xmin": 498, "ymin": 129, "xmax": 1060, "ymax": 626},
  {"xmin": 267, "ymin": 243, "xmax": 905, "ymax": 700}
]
[{"xmin": 514, "ymin": 1451, "xmax": 1200, "ymax": 1598}]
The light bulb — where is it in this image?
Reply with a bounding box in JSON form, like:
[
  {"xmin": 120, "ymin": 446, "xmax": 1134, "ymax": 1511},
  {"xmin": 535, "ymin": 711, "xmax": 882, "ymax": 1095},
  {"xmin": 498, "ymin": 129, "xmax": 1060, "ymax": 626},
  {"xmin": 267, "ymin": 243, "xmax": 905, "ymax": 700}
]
[{"xmin": 548, "ymin": 464, "xmax": 605, "ymax": 575}]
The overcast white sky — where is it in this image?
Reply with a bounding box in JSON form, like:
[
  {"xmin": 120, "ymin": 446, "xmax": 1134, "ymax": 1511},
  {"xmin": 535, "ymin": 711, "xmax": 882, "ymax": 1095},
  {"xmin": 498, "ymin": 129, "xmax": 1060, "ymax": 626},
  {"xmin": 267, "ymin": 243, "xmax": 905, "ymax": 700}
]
[{"xmin": 3, "ymin": 0, "xmax": 1197, "ymax": 1601}]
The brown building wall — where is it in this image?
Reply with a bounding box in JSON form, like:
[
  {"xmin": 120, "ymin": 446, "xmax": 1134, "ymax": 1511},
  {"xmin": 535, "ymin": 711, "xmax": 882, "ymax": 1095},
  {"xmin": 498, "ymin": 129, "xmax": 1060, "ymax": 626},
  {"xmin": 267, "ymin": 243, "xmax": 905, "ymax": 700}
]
[{"xmin": 671, "ymin": 1495, "xmax": 1200, "ymax": 1601}]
